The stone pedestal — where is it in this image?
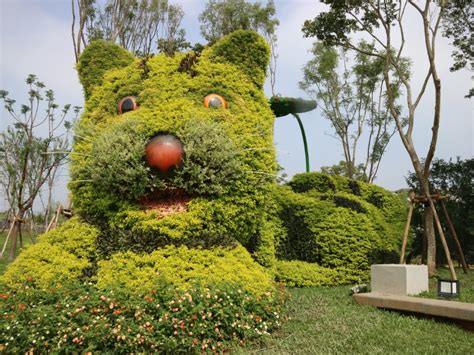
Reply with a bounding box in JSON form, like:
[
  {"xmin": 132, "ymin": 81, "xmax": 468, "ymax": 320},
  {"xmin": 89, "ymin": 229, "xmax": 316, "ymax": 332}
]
[{"xmin": 371, "ymin": 264, "xmax": 428, "ymax": 296}]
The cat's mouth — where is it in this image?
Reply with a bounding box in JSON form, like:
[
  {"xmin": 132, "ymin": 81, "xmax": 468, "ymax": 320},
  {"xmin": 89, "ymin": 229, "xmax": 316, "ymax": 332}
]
[{"xmin": 140, "ymin": 188, "xmax": 191, "ymax": 217}]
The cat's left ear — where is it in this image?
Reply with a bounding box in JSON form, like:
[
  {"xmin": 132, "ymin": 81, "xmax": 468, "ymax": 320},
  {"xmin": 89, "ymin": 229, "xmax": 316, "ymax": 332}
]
[{"xmin": 204, "ymin": 30, "xmax": 270, "ymax": 88}]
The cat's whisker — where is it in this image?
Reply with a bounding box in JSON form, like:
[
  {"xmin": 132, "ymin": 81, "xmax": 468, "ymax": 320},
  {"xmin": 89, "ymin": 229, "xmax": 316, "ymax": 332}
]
[
  {"xmin": 239, "ymin": 148, "xmax": 274, "ymax": 153},
  {"xmin": 42, "ymin": 151, "xmax": 92, "ymax": 157}
]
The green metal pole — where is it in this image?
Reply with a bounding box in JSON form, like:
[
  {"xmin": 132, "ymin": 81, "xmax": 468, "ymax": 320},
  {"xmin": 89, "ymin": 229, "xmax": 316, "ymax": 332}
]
[{"xmin": 292, "ymin": 113, "xmax": 310, "ymax": 173}]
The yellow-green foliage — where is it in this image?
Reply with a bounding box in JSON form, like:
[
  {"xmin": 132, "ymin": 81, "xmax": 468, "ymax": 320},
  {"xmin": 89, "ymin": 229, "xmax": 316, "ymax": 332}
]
[
  {"xmin": 1, "ymin": 243, "xmax": 89, "ymax": 290},
  {"xmin": 1, "ymin": 218, "xmax": 98, "ymax": 289},
  {"xmin": 204, "ymin": 30, "xmax": 270, "ymax": 88},
  {"xmin": 275, "ymin": 260, "xmax": 342, "ymax": 287},
  {"xmin": 275, "ymin": 172, "xmax": 407, "ymax": 282},
  {"xmin": 38, "ymin": 217, "xmax": 99, "ymax": 259},
  {"xmin": 76, "ymin": 40, "xmax": 134, "ymax": 99},
  {"xmin": 96, "ymin": 245, "xmax": 273, "ymax": 296}
]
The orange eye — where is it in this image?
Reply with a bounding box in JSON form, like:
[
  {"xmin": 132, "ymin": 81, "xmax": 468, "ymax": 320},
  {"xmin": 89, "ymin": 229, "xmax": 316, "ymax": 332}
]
[
  {"xmin": 118, "ymin": 96, "xmax": 138, "ymax": 114},
  {"xmin": 204, "ymin": 94, "xmax": 227, "ymax": 109}
]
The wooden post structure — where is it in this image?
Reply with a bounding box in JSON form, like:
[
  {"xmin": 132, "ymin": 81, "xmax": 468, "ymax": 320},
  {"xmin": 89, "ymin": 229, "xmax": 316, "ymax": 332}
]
[
  {"xmin": 400, "ymin": 191, "xmax": 415, "ymax": 264},
  {"xmin": 440, "ymin": 199, "xmax": 469, "ymax": 273},
  {"xmin": 412, "ymin": 193, "xmax": 457, "ymax": 281},
  {"xmin": 400, "ymin": 192, "xmax": 465, "ymax": 281},
  {"xmin": 45, "ymin": 204, "xmax": 62, "ymax": 233}
]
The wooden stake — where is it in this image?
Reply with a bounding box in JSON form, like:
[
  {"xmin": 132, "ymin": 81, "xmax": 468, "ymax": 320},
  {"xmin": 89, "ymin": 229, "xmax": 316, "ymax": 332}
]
[
  {"xmin": 428, "ymin": 197, "xmax": 457, "ymax": 280},
  {"xmin": 1, "ymin": 210, "xmax": 10, "ymax": 233},
  {"xmin": 0, "ymin": 217, "xmax": 16, "ymax": 259},
  {"xmin": 45, "ymin": 205, "xmax": 62, "ymax": 233},
  {"xmin": 440, "ymin": 199, "xmax": 469, "ymax": 273},
  {"xmin": 400, "ymin": 191, "xmax": 415, "ymax": 264}
]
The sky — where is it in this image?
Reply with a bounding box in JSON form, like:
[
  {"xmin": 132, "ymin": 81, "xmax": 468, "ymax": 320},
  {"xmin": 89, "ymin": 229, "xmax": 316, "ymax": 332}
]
[{"xmin": 0, "ymin": 0, "xmax": 472, "ymax": 210}]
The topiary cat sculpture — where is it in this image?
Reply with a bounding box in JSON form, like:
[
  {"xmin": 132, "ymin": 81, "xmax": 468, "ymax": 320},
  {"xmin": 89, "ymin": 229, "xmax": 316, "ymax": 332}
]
[{"xmin": 2, "ymin": 30, "xmax": 281, "ymax": 295}]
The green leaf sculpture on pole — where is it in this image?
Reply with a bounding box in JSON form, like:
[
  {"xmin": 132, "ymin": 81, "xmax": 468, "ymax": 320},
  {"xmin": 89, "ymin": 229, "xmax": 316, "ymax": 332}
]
[{"xmin": 270, "ymin": 96, "xmax": 317, "ymax": 172}]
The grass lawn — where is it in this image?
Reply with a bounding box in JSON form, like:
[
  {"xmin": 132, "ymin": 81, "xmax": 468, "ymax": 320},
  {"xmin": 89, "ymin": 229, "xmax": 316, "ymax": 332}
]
[{"xmin": 240, "ymin": 285, "xmax": 474, "ymax": 354}]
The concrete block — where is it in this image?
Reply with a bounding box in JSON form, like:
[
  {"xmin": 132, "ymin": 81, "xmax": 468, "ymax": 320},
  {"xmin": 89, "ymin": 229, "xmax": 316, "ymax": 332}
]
[{"xmin": 371, "ymin": 264, "xmax": 428, "ymax": 296}]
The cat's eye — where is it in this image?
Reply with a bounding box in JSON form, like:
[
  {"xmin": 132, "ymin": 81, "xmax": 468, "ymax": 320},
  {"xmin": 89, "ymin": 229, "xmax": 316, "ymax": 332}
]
[
  {"xmin": 204, "ymin": 94, "xmax": 227, "ymax": 109},
  {"xmin": 118, "ymin": 96, "xmax": 138, "ymax": 114}
]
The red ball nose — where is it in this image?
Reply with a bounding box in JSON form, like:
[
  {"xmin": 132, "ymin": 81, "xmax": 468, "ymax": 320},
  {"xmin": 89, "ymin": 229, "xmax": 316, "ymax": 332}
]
[{"xmin": 145, "ymin": 134, "xmax": 183, "ymax": 173}]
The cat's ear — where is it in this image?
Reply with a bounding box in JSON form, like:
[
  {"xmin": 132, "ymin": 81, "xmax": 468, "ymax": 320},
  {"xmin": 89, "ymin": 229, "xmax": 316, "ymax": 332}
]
[
  {"xmin": 204, "ymin": 30, "xmax": 270, "ymax": 88},
  {"xmin": 77, "ymin": 40, "xmax": 135, "ymax": 99}
]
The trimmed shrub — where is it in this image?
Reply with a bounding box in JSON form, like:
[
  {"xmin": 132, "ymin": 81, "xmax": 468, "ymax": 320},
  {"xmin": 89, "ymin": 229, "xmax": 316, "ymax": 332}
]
[
  {"xmin": 275, "ymin": 260, "xmax": 342, "ymax": 287},
  {"xmin": 95, "ymin": 245, "xmax": 274, "ymax": 297},
  {"xmin": 275, "ymin": 172, "xmax": 406, "ymax": 283},
  {"xmin": 38, "ymin": 217, "xmax": 99, "ymax": 259},
  {"xmin": 69, "ymin": 31, "xmax": 277, "ymax": 255},
  {"xmin": 288, "ymin": 172, "xmax": 336, "ymax": 193},
  {"xmin": 1, "ymin": 218, "xmax": 99, "ymax": 289}
]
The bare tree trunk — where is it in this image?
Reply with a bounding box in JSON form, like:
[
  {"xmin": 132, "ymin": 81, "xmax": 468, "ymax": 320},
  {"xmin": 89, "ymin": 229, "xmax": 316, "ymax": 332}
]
[
  {"xmin": 8, "ymin": 210, "xmax": 24, "ymax": 261},
  {"xmin": 423, "ymin": 203, "xmax": 436, "ymax": 275}
]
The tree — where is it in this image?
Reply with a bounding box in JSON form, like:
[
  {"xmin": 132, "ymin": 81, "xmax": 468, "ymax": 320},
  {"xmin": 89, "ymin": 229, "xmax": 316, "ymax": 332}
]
[
  {"xmin": 300, "ymin": 42, "xmax": 406, "ymax": 182},
  {"xmin": 71, "ymin": 0, "xmax": 189, "ymax": 61},
  {"xmin": 406, "ymin": 158, "xmax": 473, "ymax": 266},
  {"xmin": 302, "ymin": 1, "xmax": 454, "ymax": 276},
  {"xmin": 441, "ymin": 1, "xmax": 473, "ymax": 72},
  {"xmin": 199, "ymin": 0, "xmax": 279, "ymax": 95},
  {"xmin": 320, "ymin": 160, "xmax": 367, "ymax": 181},
  {"xmin": 0, "ymin": 75, "xmax": 78, "ymax": 260},
  {"xmin": 441, "ymin": 0, "xmax": 473, "ymax": 97}
]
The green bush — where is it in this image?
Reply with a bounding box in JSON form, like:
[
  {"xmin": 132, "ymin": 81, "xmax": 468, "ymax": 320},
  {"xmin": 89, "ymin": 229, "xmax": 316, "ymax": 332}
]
[
  {"xmin": 275, "ymin": 260, "xmax": 342, "ymax": 287},
  {"xmin": 38, "ymin": 217, "xmax": 99, "ymax": 259},
  {"xmin": 95, "ymin": 245, "xmax": 274, "ymax": 297},
  {"xmin": 274, "ymin": 173, "xmax": 406, "ymax": 284},
  {"xmin": 1, "ymin": 32, "xmax": 285, "ymax": 354},
  {"xmin": 1, "ymin": 218, "xmax": 99, "ymax": 289},
  {"xmin": 0, "ymin": 281, "xmax": 286, "ymax": 353},
  {"xmin": 174, "ymin": 119, "xmax": 243, "ymax": 196},
  {"xmin": 85, "ymin": 120, "xmax": 153, "ymax": 201},
  {"xmin": 288, "ymin": 173, "xmax": 336, "ymax": 193}
]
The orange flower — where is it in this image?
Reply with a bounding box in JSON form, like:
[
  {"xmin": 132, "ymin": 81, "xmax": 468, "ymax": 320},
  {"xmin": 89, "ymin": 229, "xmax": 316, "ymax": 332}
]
[{"xmin": 18, "ymin": 303, "xmax": 26, "ymax": 311}]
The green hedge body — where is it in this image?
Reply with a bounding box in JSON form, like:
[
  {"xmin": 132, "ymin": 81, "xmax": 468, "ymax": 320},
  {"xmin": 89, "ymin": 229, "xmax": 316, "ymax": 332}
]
[
  {"xmin": 1, "ymin": 31, "xmax": 284, "ymax": 351},
  {"xmin": 274, "ymin": 172, "xmax": 406, "ymax": 285}
]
